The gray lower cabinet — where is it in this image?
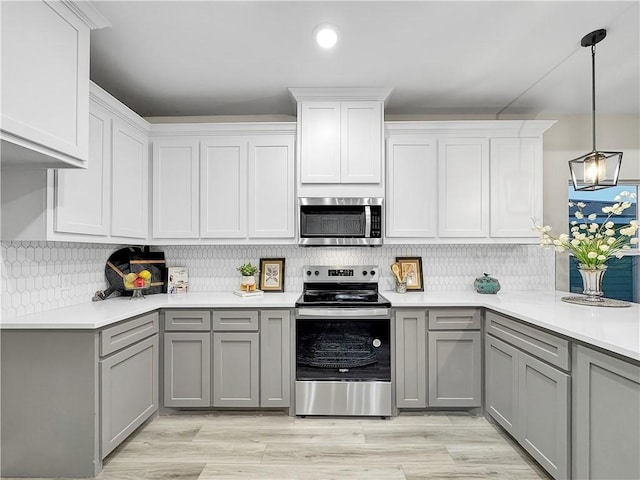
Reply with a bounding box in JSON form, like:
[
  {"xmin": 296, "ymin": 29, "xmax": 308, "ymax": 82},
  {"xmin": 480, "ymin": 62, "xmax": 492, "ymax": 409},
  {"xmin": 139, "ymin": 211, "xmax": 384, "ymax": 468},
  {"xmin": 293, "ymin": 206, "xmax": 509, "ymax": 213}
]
[
  {"xmin": 100, "ymin": 334, "xmax": 159, "ymax": 458},
  {"xmin": 573, "ymin": 345, "xmax": 640, "ymax": 480},
  {"xmin": 260, "ymin": 310, "xmax": 291, "ymax": 407},
  {"xmin": 485, "ymin": 314, "xmax": 570, "ymax": 480},
  {"xmin": 428, "ymin": 330, "xmax": 481, "ymax": 407},
  {"xmin": 163, "ymin": 332, "xmax": 211, "ymax": 407},
  {"xmin": 486, "ymin": 334, "xmax": 519, "ymax": 433},
  {"xmin": 395, "ymin": 309, "xmax": 427, "ymax": 408},
  {"xmin": 213, "ymin": 332, "xmax": 260, "ymax": 407}
]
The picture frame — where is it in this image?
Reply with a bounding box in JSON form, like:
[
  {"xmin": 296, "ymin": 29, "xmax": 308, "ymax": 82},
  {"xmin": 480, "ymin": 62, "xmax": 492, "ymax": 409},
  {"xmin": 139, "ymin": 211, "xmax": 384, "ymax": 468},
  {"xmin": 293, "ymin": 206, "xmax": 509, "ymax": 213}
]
[
  {"xmin": 395, "ymin": 257, "xmax": 424, "ymax": 291},
  {"xmin": 258, "ymin": 258, "xmax": 285, "ymax": 292}
]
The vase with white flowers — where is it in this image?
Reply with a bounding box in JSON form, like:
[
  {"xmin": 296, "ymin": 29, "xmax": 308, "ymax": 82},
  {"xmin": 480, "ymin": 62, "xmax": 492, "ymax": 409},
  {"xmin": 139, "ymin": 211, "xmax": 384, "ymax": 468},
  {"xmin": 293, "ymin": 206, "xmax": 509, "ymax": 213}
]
[{"xmin": 533, "ymin": 191, "xmax": 638, "ymax": 302}]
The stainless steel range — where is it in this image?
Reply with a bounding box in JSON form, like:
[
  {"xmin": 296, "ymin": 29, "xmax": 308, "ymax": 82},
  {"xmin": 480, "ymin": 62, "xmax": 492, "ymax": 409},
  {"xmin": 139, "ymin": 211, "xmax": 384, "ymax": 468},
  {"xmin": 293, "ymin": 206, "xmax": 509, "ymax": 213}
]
[{"xmin": 294, "ymin": 265, "xmax": 392, "ymax": 417}]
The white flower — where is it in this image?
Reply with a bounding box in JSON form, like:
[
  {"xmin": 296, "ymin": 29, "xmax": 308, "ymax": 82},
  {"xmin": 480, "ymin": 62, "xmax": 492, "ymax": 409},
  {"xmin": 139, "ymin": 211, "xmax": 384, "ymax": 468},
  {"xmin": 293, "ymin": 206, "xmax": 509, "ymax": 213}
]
[
  {"xmin": 587, "ymin": 252, "xmax": 598, "ymax": 259},
  {"xmin": 575, "ymin": 211, "xmax": 584, "ymax": 219},
  {"xmin": 571, "ymin": 239, "xmax": 581, "ymax": 247},
  {"xmin": 605, "ymin": 229, "xmax": 615, "ymax": 236},
  {"xmin": 589, "ymin": 223, "xmax": 598, "ymax": 233},
  {"xmin": 602, "ymin": 206, "xmax": 612, "ymax": 214},
  {"xmin": 580, "ymin": 224, "xmax": 588, "ymax": 230},
  {"xmin": 597, "ymin": 255, "xmax": 607, "ymax": 261},
  {"xmin": 588, "ymin": 213, "xmax": 597, "ymax": 220},
  {"xmin": 571, "ymin": 221, "xmax": 578, "ymax": 226},
  {"xmin": 605, "ymin": 221, "xmax": 614, "ymax": 229},
  {"xmin": 559, "ymin": 233, "xmax": 569, "ymax": 242},
  {"xmin": 568, "ymin": 202, "xmax": 575, "ymax": 207},
  {"xmin": 577, "ymin": 202, "xmax": 586, "ymax": 208},
  {"xmin": 631, "ymin": 238, "xmax": 638, "ymax": 245},
  {"xmin": 631, "ymin": 220, "xmax": 639, "ymax": 228},
  {"xmin": 599, "ymin": 244, "xmax": 610, "ymax": 252},
  {"xmin": 608, "ymin": 237, "xmax": 616, "ymax": 245}
]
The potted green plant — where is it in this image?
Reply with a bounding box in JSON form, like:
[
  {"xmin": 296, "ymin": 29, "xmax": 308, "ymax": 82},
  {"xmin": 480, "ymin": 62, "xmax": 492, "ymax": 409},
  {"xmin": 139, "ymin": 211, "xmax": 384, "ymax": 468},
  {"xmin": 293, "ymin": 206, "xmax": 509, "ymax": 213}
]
[{"xmin": 237, "ymin": 262, "xmax": 259, "ymax": 291}]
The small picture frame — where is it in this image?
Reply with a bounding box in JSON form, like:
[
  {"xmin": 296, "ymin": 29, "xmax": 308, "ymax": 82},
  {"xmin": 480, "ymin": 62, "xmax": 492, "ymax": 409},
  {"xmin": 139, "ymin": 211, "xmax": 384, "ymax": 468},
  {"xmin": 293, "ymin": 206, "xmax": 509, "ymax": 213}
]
[
  {"xmin": 259, "ymin": 258, "xmax": 285, "ymax": 292},
  {"xmin": 396, "ymin": 257, "xmax": 424, "ymax": 291}
]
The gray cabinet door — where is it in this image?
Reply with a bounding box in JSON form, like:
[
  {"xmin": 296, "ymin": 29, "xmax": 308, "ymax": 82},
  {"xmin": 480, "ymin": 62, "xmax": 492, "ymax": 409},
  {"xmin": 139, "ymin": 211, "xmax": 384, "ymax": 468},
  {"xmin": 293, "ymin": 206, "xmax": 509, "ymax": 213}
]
[
  {"xmin": 163, "ymin": 332, "xmax": 211, "ymax": 407},
  {"xmin": 485, "ymin": 334, "xmax": 519, "ymax": 435},
  {"xmin": 428, "ymin": 331, "xmax": 481, "ymax": 407},
  {"xmin": 213, "ymin": 332, "xmax": 260, "ymax": 407},
  {"xmin": 100, "ymin": 335, "xmax": 158, "ymax": 458},
  {"xmin": 260, "ymin": 310, "xmax": 291, "ymax": 407},
  {"xmin": 518, "ymin": 351, "xmax": 570, "ymax": 480},
  {"xmin": 395, "ymin": 310, "xmax": 427, "ymax": 408},
  {"xmin": 574, "ymin": 345, "xmax": 640, "ymax": 480}
]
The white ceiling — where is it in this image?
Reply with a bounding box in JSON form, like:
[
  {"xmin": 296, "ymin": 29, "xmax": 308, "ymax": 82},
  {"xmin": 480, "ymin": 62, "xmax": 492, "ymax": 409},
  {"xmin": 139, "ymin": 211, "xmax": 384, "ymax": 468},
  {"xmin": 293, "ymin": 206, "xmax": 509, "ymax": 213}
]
[{"xmin": 90, "ymin": 1, "xmax": 640, "ymax": 118}]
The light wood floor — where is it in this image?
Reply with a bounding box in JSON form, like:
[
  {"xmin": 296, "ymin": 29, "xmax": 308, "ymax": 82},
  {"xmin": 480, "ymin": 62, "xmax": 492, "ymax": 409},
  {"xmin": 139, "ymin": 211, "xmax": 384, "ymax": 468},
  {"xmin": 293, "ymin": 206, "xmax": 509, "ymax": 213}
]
[{"xmin": 89, "ymin": 411, "xmax": 551, "ymax": 480}]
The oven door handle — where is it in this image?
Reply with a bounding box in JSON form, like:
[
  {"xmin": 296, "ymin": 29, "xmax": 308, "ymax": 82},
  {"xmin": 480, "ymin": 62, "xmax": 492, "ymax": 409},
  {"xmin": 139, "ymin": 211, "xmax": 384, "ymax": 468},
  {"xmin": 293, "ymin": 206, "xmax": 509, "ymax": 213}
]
[{"xmin": 296, "ymin": 307, "xmax": 390, "ymax": 317}]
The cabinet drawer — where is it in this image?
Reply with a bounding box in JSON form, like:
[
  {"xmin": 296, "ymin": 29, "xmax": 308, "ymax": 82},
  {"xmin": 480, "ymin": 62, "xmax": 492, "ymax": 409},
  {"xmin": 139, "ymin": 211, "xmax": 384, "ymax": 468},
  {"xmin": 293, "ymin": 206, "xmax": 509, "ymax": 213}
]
[
  {"xmin": 212, "ymin": 311, "xmax": 259, "ymax": 331},
  {"xmin": 428, "ymin": 308, "xmax": 481, "ymax": 330},
  {"xmin": 164, "ymin": 310, "xmax": 211, "ymax": 331},
  {"xmin": 100, "ymin": 312, "xmax": 159, "ymax": 357},
  {"xmin": 486, "ymin": 311, "xmax": 569, "ymax": 371}
]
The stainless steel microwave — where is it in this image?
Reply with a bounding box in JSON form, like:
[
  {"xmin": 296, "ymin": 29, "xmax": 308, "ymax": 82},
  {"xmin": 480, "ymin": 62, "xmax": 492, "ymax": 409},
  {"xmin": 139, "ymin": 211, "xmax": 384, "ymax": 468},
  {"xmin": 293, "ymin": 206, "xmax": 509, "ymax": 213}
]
[{"xmin": 298, "ymin": 197, "xmax": 383, "ymax": 246}]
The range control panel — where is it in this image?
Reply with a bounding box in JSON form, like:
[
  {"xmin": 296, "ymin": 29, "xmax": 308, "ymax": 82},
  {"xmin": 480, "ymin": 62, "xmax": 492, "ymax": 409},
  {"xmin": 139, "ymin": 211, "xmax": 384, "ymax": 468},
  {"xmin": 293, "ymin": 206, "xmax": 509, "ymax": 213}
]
[{"xmin": 303, "ymin": 265, "xmax": 379, "ymax": 283}]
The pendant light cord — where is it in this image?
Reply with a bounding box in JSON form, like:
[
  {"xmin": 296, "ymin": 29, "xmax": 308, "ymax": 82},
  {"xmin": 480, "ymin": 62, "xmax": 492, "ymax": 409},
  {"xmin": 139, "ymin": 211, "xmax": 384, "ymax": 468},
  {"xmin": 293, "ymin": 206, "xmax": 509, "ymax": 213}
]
[{"xmin": 591, "ymin": 43, "xmax": 597, "ymax": 152}]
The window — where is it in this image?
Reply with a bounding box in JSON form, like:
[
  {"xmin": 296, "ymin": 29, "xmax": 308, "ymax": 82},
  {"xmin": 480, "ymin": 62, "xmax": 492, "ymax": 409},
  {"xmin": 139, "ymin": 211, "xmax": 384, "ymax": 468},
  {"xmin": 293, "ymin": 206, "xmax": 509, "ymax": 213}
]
[{"xmin": 568, "ymin": 184, "xmax": 639, "ymax": 302}]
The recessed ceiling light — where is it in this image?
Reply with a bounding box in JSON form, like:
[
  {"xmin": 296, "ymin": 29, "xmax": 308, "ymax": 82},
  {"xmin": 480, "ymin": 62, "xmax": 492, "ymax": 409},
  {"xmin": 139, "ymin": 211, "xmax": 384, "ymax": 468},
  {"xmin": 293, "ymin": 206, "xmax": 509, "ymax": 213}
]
[{"xmin": 313, "ymin": 24, "xmax": 339, "ymax": 49}]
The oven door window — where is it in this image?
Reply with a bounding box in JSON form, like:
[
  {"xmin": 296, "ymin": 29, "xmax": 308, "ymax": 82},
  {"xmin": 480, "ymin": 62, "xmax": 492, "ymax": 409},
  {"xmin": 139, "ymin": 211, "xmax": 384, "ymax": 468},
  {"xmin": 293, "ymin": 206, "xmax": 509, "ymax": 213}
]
[
  {"xmin": 296, "ymin": 319, "xmax": 391, "ymax": 381},
  {"xmin": 300, "ymin": 206, "xmax": 365, "ymax": 238}
]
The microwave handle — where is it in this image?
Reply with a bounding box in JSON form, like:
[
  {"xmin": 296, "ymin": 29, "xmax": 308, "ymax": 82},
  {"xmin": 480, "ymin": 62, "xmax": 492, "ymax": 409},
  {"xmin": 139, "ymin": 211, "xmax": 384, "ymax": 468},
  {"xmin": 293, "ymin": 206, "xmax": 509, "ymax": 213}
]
[{"xmin": 365, "ymin": 205, "xmax": 371, "ymax": 238}]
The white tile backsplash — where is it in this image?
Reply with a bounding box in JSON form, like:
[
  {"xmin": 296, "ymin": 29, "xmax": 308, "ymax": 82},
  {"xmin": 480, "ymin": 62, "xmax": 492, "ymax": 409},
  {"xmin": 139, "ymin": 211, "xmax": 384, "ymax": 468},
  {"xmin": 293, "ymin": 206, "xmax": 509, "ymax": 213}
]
[{"xmin": 1, "ymin": 241, "xmax": 554, "ymax": 319}]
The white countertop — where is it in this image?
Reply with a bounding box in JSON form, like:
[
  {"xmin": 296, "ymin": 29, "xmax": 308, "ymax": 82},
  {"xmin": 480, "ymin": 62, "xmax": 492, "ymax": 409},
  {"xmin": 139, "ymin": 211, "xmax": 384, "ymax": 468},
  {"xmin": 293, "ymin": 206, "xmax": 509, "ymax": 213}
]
[{"xmin": 2, "ymin": 290, "xmax": 638, "ymax": 362}]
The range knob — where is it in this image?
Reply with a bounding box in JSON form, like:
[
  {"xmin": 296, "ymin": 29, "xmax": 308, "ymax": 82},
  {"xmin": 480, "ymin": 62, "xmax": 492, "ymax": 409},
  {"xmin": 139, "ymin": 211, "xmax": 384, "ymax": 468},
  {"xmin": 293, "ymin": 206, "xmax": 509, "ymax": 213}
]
[
  {"xmin": 362, "ymin": 270, "xmax": 368, "ymax": 276},
  {"xmin": 370, "ymin": 270, "xmax": 376, "ymax": 276},
  {"xmin": 306, "ymin": 270, "xmax": 312, "ymax": 276},
  {"xmin": 314, "ymin": 270, "xmax": 319, "ymax": 276}
]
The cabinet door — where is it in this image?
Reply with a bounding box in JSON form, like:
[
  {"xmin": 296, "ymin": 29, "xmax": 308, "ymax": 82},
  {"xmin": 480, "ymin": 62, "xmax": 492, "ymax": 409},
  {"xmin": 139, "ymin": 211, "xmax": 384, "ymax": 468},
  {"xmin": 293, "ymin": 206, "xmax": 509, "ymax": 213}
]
[
  {"xmin": 438, "ymin": 138, "xmax": 489, "ymax": 237},
  {"xmin": 485, "ymin": 335, "xmax": 519, "ymax": 435},
  {"xmin": 111, "ymin": 119, "xmax": 148, "ymax": 239},
  {"xmin": 100, "ymin": 335, "xmax": 158, "ymax": 458},
  {"xmin": 518, "ymin": 351, "xmax": 570, "ymax": 480},
  {"xmin": 163, "ymin": 332, "xmax": 211, "ymax": 407},
  {"xmin": 428, "ymin": 331, "xmax": 481, "ymax": 407},
  {"xmin": 260, "ymin": 310, "xmax": 291, "ymax": 407},
  {"xmin": 54, "ymin": 101, "xmax": 110, "ymax": 235},
  {"xmin": 340, "ymin": 101, "xmax": 382, "ymax": 183},
  {"xmin": 395, "ymin": 310, "xmax": 427, "ymax": 408},
  {"xmin": 213, "ymin": 332, "xmax": 259, "ymax": 407},
  {"xmin": 152, "ymin": 139, "xmax": 199, "ymax": 238},
  {"xmin": 200, "ymin": 138, "xmax": 247, "ymax": 238},
  {"xmin": 1, "ymin": 0, "xmax": 89, "ymax": 166},
  {"xmin": 490, "ymin": 138, "xmax": 542, "ymax": 238},
  {"xmin": 574, "ymin": 345, "xmax": 640, "ymax": 480},
  {"xmin": 386, "ymin": 136, "xmax": 437, "ymax": 238},
  {"xmin": 299, "ymin": 102, "xmax": 341, "ymax": 183},
  {"xmin": 248, "ymin": 135, "xmax": 295, "ymax": 238}
]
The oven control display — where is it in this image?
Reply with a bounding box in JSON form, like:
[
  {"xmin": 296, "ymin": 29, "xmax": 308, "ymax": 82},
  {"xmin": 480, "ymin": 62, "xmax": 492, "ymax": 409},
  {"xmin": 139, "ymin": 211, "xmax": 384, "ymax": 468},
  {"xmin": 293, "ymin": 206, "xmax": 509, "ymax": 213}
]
[{"xmin": 328, "ymin": 269, "xmax": 354, "ymax": 277}]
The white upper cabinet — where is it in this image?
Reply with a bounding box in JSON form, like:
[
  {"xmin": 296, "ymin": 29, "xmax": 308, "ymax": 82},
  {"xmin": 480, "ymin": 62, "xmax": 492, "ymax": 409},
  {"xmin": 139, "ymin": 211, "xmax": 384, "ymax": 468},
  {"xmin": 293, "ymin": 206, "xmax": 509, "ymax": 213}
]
[
  {"xmin": 200, "ymin": 137, "xmax": 247, "ymax": 239},
  {"xmin": 54, "ymin": 101, "xmax": 111, "ymax": 236},
  {"xmin": 341, "ymin": 102, "xmax": 383, "ymax": 183},
  {"xmin": 490, "ymin": 138, "xmax": 542, "ymax": 237},
  {"xmin": 385, "ymin": 121, "xmax": 555, "ymax": 244},
  {"xmin": 0, "ymin": 0, "xmax": 109, "ymax": 168},
  {"xmin": 299, "ymin": 102, "xmax": 341, "ymax": 183},
  {"xmin": 1, "ymin": 83, "xmax": 151, "ymax": 243},
  {"xmin": 248, "ymin": 135, "xmax": 295, "ymax": 238},
  {"xmin": 150, "ymin": 123, "xmax": 296, "ymax": 244},
  {"xmin": 386, "ymin": 136, "xmax": 437, "ymax": 238},
  {"xmin": 438, "ymin": 138, "xmax": 489, "ymax": 238},
  {"xmin": 290, "ymin": 88, "xmax": 391, "ymax": 197},
  {"xmin": 152, "ymin": 139, "xmax": 200, "ymax": 238},
  {"xmin": 111, "ymin": 119, "xmax": 149, "ymax": 240}
]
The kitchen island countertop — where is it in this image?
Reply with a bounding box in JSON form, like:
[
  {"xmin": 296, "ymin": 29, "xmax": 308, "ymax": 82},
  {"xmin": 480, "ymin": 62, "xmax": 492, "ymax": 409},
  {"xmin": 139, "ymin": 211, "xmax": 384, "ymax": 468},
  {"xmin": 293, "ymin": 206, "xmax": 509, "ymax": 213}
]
[{"xmin": 1, "ymin": 290, "xmax": 638, "ymax": 361}]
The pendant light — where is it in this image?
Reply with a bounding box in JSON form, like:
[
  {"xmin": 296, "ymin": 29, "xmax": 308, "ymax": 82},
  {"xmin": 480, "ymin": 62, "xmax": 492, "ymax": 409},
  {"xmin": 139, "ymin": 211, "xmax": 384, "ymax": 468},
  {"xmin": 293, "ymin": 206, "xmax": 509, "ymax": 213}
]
[{"xmin": 568, "ymin": 29, "xmax": 623, "ymax": 191}]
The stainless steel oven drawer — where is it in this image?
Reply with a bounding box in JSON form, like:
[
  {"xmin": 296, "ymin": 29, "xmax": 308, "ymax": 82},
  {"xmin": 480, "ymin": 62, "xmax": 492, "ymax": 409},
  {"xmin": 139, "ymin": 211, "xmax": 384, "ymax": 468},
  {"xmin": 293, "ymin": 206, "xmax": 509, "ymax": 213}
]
[{"xmin": 295, "ymin": 381, "xmax": 392, "ymax": 416}]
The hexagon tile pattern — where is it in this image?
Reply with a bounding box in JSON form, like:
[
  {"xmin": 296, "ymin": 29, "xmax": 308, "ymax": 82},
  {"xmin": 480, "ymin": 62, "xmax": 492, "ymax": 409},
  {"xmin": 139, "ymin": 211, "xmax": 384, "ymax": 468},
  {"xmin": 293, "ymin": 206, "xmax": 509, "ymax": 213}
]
[{"xmin": 1, "ymin": 241, "xmax": 554, "ymax": 320}]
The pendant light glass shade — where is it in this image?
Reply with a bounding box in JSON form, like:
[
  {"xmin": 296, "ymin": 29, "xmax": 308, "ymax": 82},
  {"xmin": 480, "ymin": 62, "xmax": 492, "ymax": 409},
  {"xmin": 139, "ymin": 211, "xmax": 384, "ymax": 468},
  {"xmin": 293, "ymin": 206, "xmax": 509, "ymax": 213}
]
[{"xmin": 568, "ymin": 29, "xmax": 623, "ymax": 191}]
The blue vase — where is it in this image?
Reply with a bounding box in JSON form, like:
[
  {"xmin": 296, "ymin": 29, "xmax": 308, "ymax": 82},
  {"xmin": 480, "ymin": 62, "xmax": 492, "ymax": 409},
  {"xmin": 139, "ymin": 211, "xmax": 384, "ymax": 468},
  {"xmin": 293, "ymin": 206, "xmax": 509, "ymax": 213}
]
[{"xmin": 474, "ymin": 273, "xmax": 501, "ymax": 294}]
